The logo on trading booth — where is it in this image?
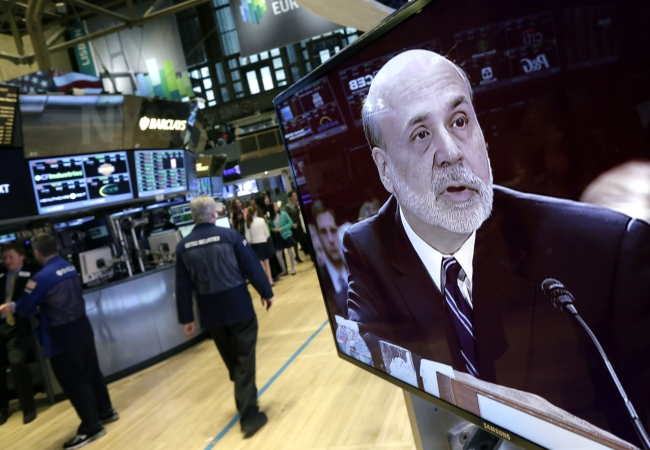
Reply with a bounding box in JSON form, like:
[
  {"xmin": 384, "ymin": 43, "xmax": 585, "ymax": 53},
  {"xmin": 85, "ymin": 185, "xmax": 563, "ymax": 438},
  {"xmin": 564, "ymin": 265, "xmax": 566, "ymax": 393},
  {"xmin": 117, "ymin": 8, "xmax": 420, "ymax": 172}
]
[
  {"xmin": 98, "ymin": 163, "xmax": 115, "ymax": 176},
  {"xmin": 139, "ymin": 116, "xmax": 187, "ymax": 131},
  {"xmin": 240, "ymin": 0, "xmax": 267, "ymax": 24},
  {"xmin": 139, "ymin": 116, "xmax": 150, "ymax": 130},
  {"xmin": 99, "ymin": 184, "xmax": 120, "ymax": 197}
]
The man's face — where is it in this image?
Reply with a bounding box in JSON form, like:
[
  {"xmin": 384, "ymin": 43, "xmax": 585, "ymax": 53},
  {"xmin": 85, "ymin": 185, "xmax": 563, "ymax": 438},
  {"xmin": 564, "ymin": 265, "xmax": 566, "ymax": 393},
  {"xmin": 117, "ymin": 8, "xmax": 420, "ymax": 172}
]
[
  {"xmin": 3, "ymin": 249, "xmax": 24, "ymax": 271},
  {"xmin": 290, "ymin": 193, "xmax": 298, "ymax": 203},
  {"xmin": 315, "ymin": 212, "xmax": 341, "ymax": 264},
  {"xmin": 372, "ymin": 55, "xmax": 493, "ymax": 234}
]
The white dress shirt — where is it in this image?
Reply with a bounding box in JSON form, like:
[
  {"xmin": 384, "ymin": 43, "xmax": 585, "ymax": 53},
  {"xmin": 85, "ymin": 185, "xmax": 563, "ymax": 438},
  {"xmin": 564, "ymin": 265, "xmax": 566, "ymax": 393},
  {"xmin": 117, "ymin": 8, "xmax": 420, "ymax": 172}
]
[{"xmin": 400, "ymin": 207, "xmax": 475, "ymax": 308}]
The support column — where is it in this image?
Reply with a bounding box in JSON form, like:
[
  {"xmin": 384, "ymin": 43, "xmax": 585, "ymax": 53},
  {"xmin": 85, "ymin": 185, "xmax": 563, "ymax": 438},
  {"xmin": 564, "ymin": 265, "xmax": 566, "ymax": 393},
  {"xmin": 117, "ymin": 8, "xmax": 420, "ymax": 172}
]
[{"xmin": 25, "ymin": 0, "xmax": 52, "ymax": 71}]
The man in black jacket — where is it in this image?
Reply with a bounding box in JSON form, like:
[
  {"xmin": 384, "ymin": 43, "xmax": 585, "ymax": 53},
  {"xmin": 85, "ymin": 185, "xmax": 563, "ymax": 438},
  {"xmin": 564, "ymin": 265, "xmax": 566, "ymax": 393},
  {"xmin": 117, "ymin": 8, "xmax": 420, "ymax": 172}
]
[
  {"xmin": 176, "ymin": 196, "xmax": 274, "ymax": 438},
  {"xmin": 0, "ymin": 243, "xmax": 37, "ymax": 425}
]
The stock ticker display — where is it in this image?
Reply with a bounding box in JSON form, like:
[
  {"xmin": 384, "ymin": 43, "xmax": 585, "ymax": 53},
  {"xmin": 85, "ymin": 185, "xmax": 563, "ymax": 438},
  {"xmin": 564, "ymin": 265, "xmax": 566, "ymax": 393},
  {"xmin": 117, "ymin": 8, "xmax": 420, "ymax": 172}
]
[
  {"xmin": 29, "ymin": 152, "xmax": 134, "ymax": 215},
  {"xmin": 134, "ymin": 150, "xmax": 188, "ymax": 198},
  {"xmin": 277, "ymin": 77, "xmax": 348, "ymax": 150},
  {"xmin": 0, "ymin": 85, "xmax": 18, "ymax": 147},
  {"xmin": 454, "ymin": 12, "xmax": 561, "ymax": 93}
]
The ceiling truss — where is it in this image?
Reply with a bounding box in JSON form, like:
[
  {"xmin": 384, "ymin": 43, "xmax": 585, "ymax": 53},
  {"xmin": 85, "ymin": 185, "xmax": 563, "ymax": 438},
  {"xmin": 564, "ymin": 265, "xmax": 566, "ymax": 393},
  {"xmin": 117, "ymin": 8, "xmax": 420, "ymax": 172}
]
[{"xmin": 0, "ymin": 0, "xmax": 211, "ymax": 70}]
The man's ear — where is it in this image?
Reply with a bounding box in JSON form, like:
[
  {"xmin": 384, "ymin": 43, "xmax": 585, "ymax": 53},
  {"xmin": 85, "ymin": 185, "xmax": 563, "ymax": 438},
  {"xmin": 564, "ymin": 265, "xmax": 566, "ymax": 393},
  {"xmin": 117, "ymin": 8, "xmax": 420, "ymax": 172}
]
[{"xmin": 372, "ymin": 147, "xmax": 394, "ymax": 193}]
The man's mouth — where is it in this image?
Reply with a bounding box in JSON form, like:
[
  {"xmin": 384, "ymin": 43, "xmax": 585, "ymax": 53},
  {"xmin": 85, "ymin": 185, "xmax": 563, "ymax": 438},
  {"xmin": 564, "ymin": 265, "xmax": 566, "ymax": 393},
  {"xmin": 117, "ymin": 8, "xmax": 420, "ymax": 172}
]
[{"xmin": 439, "ymin": 184, "xmax": 477, "ymax": 201}]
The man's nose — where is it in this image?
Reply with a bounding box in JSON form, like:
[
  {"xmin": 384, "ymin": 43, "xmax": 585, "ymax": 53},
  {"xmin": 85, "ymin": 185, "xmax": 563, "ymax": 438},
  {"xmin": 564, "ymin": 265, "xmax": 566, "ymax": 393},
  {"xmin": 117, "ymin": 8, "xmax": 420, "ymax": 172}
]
[{"xmin": 433, "ymin": 127, "xmax": 463, "ymax": 168}]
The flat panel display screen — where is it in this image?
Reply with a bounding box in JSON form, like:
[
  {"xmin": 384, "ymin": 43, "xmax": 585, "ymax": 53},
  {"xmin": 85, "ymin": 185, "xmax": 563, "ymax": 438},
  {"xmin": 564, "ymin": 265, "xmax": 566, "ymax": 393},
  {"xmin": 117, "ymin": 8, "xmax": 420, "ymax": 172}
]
[
  {"xmin": 29, "ymin": 151, "xmax": 133, "ymax": 215},
  {"xmin": 20, "ymin": 95, "xmax": 124, "ymax": 158},
  {"xmin": 222, "ymin": 185, "xmax": 235, "ymax": 199},
  {"xmin": 0, "ymin": 85, "xmax": 18, "ymax": 147},
  {"xmin": 235, "ymin": 180, "xmax": 258, "ymax": 197},
  {"xmin": 0, "ymin": 148, "xmax": 39, "ymax": 221},
  {"xmin": 0, "ymin": 233, "xmax": 16, "ymax": 243},
  {"xmin": 275, "ymin": 0, "xmax": 650, "ymax": 448},
  {"xmin": 134, "ymin": 149, "xmax": 188, "ymax": 198}
]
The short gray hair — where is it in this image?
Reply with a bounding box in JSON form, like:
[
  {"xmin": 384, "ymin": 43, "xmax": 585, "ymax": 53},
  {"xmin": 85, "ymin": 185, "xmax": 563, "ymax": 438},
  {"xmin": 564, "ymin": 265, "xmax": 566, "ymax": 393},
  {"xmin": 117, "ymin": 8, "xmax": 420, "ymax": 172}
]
[
  {"xmin": 190, "ymin": 195, "xmax": 217, "ymax": 223},
  {"xmin": 362, "ymin": 56, "xmax": 473, "ymax": 150}
]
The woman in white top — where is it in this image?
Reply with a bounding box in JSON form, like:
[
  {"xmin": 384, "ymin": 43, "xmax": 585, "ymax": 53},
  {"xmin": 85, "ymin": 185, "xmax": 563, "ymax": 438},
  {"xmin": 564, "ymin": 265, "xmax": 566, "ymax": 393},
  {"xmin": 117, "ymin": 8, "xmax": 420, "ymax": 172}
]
[{"xmin": 245, "ymin": 206, "xmax": 274, "ymax": 285}]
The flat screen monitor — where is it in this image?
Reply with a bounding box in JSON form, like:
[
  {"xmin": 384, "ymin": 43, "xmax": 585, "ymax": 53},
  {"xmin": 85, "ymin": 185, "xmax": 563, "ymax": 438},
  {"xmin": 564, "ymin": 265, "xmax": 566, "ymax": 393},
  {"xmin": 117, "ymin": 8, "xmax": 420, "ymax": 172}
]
[
  {"xmin": 0, "ymin": 85, "xmax": 18, "ymax": 147},
  {"xmin": 196, "ymin": 155, "xmax": 215, "ymax": 178},
  {"xmin": 29, "ymin": 151, "xmax": 133, "ymax": 215},
  {"xmin": 0, "ymin": 148, "xmax": 39, "ymax": 221},
  {"xmin": 185, "ymin": 150, "xmax": 198, "ymax": 192},
  {"xmin": 197, "ymin": 178, "xmax": 212, "ymax": 196},
  {"xmin": 178, "ymin": 224, "xmax": 194, "ymax": 238},
  {"xmin": 169, "ymin": 203, "xmax": 193, "ymax": 226},
  {"xmin": 235, "ymin": 180, "xmax": 258, "ymax": 197},
  {"xmin": 134, "ymin": 149, "xmax": 188, "ymax": 198},
  {"xmin": 215, "ymin": 216, "xmax": 230, "ymax": 229},
  {"xmin": 275, "ymin": 0, "xmax": 650, "ymax": 448},
  {"xmin": 148, "ymin": 230, "xmax": 181, "ymax": 257},
  {"xmin": 222, "ymin": 184, "xmax": 235, "ymax": 199},
  {"xmin": 0, "ymin": 233, "xmax": 16, "ymax": 244}
]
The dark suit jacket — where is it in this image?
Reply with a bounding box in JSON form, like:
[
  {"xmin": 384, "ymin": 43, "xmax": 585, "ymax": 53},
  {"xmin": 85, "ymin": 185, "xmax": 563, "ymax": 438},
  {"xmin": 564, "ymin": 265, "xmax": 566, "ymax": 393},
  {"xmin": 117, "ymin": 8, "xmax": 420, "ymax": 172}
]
[
  {"xmin": 0, "ymin": 263, "xmax": 39, "ymax": 337},
  {"xmin": 319, "ymin": 262, "xmax": 349, "ymax": 320},
  {"xmin": 343, "ymin": 186, "xmax": 650, "ymax": 445}
]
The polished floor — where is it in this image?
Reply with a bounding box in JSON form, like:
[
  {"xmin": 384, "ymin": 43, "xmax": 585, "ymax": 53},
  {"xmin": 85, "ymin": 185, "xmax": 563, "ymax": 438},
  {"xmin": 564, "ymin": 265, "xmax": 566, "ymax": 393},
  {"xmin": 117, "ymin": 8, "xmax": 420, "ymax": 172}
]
[{"xmin": 0, "ymin": 258, "xmax": 415, "ymax": 450}]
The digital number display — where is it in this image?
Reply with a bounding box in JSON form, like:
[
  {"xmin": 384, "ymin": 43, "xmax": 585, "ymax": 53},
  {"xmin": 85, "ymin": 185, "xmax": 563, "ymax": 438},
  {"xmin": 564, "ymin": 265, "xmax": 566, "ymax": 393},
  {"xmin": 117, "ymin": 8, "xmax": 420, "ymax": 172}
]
[
  {"xmin": 30, "ymin": 152, "xmax": 133, "ymax": 215},
  {"xmin": 134, "ymin": 150, "xmax": 188, "ymax": 198}
]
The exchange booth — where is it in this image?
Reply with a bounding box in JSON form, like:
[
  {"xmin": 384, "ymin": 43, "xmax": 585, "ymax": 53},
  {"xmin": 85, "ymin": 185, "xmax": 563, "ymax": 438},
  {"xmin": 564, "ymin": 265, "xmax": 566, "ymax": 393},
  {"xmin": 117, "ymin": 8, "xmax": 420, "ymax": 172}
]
[
  {"xmin": 275, "ymin": 0, "xmax": 650, "ymax": 449},
  {"xmin": 0, "ymin": 91, "xmax": 219, "ymax": 403}
]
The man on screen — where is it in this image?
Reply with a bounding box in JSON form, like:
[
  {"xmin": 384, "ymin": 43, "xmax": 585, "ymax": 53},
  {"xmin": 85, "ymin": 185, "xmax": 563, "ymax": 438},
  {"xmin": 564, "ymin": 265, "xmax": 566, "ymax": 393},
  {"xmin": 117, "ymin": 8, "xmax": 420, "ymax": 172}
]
[{"xmin": 343, "ymin": 49, "xmax": 649, "ymax": 442}]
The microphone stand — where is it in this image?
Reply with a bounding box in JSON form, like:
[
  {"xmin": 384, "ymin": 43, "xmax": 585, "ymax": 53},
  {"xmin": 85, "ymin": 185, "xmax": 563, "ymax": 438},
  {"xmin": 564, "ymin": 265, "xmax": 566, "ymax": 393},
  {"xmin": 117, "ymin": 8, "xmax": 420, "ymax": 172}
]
[
  {"xmin": 572, "ymin": 313, "xmax": 650, "ymax": 450},
  {"xmin": 544, "ymin": 279, "xmax": 650, "ymax": 450}
]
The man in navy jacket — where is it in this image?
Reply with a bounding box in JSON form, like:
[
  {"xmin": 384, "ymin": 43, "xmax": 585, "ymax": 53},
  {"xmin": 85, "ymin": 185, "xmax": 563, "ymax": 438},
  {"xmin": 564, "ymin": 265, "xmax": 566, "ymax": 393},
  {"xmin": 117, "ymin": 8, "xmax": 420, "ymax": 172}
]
[
  {"xmin": 176, "ymin": 195, "xmax": 274, "ymax": 438},
  {"xmin": 343, "ymin": 49, "xmax": 650, "ymax": 445},
  {"xmin": 0, "ymin": 234, "xmax": 118, "ymax": 449}
]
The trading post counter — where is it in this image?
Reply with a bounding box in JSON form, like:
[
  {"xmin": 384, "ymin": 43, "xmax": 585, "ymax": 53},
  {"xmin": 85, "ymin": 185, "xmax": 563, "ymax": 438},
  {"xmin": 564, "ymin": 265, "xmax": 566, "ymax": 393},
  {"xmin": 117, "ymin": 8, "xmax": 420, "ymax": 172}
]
[
  {"xmin": 39, "ymin": 263, "xmax": 198, "ymax": 402},
  {"xmin": 82, "ymin": 263, "xmax": 200, "ymax": 383}
]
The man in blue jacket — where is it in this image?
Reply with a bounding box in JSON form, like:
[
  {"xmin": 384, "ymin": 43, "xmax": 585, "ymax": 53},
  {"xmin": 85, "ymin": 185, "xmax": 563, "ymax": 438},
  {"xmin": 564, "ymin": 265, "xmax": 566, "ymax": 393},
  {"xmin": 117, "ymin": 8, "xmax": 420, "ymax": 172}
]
[
  {"xmin": 176, "ymin": 195, "xmax": 274, "ymax": 438},
  {"xmin": 0, "ymin": 234, "xmax": 118, "ymax": 449}
]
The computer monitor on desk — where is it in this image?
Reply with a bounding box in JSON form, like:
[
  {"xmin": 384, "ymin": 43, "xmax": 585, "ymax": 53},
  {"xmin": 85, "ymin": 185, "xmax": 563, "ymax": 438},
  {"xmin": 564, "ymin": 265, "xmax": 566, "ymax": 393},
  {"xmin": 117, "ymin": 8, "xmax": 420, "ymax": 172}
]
[
  {"xmin": 79, "ymin": 247, "xmax": 113, "ymax": 285},
  {"xmin": 148, "ymin": 230, "xmax": 181, "ymax": 263}
]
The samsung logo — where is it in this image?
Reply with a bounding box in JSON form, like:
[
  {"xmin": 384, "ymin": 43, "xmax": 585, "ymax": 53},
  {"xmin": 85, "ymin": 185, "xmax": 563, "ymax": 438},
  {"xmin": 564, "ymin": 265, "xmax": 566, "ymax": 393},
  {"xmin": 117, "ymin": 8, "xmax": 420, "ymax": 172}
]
[{"xmin": 483, "ymin": 423, "xmax": 511, "ymax": 441}]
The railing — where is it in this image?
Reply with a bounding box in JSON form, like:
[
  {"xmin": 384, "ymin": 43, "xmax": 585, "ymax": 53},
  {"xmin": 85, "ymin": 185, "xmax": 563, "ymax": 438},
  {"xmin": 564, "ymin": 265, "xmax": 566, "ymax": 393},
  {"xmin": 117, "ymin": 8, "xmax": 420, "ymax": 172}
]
[{"xmin": 236, "ymin": 128, "xmax": 285, "ymax": 160}]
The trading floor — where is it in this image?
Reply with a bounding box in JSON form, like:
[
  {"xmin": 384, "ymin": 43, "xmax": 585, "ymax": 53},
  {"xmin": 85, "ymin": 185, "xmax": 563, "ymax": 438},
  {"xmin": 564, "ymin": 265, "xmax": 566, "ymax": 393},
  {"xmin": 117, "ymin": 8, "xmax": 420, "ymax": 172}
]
[{"xmin": 0, "ymin": 261, "xmax": 415, "ymax": 450}]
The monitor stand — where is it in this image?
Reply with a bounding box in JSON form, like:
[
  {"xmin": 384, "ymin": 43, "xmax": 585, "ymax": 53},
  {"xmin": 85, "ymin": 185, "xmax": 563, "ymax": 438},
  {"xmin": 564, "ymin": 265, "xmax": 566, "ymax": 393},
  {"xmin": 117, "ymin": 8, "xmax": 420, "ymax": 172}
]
[{"xmin": 403, "ymin": 391, "xmax": 523, "ymax": 450}]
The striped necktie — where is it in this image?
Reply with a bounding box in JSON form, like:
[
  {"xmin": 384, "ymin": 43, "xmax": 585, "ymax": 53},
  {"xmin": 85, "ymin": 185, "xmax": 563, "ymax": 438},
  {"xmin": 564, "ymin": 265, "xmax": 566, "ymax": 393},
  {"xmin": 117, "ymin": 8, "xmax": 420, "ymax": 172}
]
[
  {"xmin": 4, "ymin": 272, "xmax": 16, "ymax": 326},
  {"xmin": 442, "ymin": 257, "xmax": 478, "ymax": 377}
]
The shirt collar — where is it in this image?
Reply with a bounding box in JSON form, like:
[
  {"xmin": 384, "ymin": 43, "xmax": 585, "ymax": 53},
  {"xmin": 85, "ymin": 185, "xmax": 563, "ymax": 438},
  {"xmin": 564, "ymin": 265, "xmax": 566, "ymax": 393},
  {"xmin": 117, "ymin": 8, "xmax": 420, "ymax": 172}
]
[{"xmin": 399, "ymin": 206, "xmax": 475, "ymax": 292}]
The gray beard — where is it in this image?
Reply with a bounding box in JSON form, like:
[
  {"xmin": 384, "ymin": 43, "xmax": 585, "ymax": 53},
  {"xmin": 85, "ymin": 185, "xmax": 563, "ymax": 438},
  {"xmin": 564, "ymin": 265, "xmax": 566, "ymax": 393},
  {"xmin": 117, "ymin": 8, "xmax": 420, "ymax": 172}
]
[{"xmin": 390, "ymin": 163, "xmax": 494, "ymax": 234}]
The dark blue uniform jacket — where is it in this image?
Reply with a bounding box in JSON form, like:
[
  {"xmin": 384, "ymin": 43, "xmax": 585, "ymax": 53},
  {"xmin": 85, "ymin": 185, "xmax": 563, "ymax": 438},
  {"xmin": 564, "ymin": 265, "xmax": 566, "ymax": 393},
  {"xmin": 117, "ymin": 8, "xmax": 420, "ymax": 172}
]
[
  {"xmin": 15, "ymin": 255, "xmax": 91, "ymax": 358},
  {"xmin": 175, "ymin": 222, "xmax": 273, "ymax": 329}
]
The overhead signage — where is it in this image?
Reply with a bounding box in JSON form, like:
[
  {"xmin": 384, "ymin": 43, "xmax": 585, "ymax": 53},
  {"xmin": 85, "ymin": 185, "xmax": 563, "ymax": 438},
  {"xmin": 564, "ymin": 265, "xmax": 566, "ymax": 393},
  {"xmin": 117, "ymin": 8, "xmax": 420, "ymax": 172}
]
[
  {"xmin": 126, "ymin": 96, "xmax": 190, "ymax": 150},
  {"xmin": 231, "ymin": 0, "xmax": 342, "ymax": 57},
  {"xmin": 139, "ymin": 116, "xmax": 187, "ymax": 131},
  {"xmin": 69, "ymin": 22, "xmax": 98, "ymax": 77}
]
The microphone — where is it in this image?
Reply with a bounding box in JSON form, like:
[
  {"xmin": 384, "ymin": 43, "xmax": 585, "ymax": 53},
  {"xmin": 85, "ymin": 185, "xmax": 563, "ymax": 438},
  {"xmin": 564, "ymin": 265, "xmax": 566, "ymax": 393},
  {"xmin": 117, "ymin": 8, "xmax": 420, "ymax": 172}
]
[{"xmin": 542, "ymin": 278, "xmax": 650, "ymax": 450}]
